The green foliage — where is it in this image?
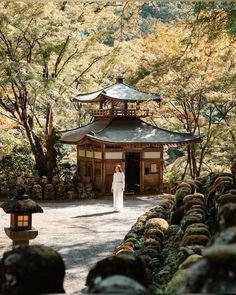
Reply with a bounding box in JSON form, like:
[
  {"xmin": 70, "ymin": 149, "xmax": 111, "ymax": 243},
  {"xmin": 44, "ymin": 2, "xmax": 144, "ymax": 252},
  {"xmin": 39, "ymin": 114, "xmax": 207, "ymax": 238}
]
[
  {"xmin": 193, "ymin": 2, "xmax": 236, "ymax": 37},
  {"xmin": 140, "ymin": 2, "xmax": 184, "ymax": 23},
  {"xmin": 166, "ymin": 147, "xmax": 184, "ymax": 165},
  {"xmin": 0, "ymin": 1, "xmax": 235, "ymax": 181},
  {"xmin": 0, "ymin": 145, "xmax": 35, "ymax": 183},
  {"xmin": 58, "ymin": 162, "xmax": 77, "ymax": 180},
  {"xmin": 163, "ymin": 170, "xmax": 181, "ymax": 186}
]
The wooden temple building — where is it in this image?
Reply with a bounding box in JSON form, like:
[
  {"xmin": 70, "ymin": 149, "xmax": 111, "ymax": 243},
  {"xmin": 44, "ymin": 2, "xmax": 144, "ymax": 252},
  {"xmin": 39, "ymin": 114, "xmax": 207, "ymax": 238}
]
[{"xmin": 60, "ymin": 77, "xmax": 202, "ymax": 194}]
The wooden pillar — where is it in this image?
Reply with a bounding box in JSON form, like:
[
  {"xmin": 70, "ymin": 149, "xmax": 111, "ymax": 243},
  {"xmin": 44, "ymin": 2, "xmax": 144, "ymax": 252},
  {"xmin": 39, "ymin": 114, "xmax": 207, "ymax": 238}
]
[
  {"xmin": 76, "ymin": 145, "xmax": 79, "ymax": 175},
  {"xmin": 99, "ymin": 100, "xmax": 103, "ymax": 110},
  {"xmin": 91, "ymin": 145, "xmax": 95, "ymax": 183},
  {"xmin": 159, "ymin": 147, "xmax": 164, "ymax": 193},
  {"xmin": 124, "ymin": 102, "xmax": 128, "ymax": 115},
  {"xmin": 140, "ymin": 150, "xmax": 144, "ymax": 193},
  {"xmin": 101, "ymin": 143, "xmax": 106, "ymax": 194}
]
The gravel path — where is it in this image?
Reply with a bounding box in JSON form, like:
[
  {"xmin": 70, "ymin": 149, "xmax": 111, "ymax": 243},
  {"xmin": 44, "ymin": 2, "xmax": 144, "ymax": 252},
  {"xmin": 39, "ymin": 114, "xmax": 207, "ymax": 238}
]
[{"xmin": 0, "ymin": 195, "xmax": 160, "ymax": 294}]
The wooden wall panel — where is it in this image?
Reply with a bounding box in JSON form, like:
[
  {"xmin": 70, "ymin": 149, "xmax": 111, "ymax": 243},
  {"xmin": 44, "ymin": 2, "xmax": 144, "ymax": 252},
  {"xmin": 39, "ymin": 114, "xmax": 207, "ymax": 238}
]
[{"xmin": 94, "ymin": 162, "xmax": 102, "ymax": 191}]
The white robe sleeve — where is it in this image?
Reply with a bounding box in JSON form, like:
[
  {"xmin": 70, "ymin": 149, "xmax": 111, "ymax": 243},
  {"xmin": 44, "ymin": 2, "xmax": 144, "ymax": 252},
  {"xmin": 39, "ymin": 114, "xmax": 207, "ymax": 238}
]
[
  {"xmin": 111, "ymin": 173, "xmax": 114, "ymax": 190},
  {"xmin": 122, "ymin": 172, "xmax": 125, "ymax": 190}
]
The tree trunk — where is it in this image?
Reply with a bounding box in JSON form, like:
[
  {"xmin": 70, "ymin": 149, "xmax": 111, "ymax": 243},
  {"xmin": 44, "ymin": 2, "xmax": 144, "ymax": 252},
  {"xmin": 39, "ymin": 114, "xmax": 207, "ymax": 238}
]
[
  {"xmin": 187, "ymin": 144, "xmax": 194, "ymax": 179},
  {"xmin": 22, "ymin": 107, "xmax": 57, "ymax": 180},
  {"xmin": 45, "ymin": 104, "xmax": 58, "ymax": 182}
]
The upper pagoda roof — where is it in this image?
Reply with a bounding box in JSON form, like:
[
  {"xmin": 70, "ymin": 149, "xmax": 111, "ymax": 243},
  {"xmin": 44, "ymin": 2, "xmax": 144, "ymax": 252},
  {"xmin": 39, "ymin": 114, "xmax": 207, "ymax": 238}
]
[
  {"xmin": 74, "ymin": 77, "xmax": 160, "ymax": 103},
  {"xmin": 60, "ymin": 118, "xmax": 202, "ymax": 146}
]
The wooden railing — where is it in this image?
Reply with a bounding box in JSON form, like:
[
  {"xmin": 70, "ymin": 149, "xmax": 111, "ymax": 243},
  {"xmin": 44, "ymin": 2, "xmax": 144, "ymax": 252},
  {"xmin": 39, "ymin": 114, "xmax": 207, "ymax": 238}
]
[{"xmin": 90, "ymin": 109, "xmax": 150, "ymax": 117}]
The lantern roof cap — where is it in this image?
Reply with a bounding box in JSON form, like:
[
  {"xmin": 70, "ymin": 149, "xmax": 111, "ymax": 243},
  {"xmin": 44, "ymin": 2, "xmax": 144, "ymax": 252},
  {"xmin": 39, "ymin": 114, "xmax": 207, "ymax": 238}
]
[{"xmin": 1, "ymin": 186, "xmax": 43, "ymax": 214}]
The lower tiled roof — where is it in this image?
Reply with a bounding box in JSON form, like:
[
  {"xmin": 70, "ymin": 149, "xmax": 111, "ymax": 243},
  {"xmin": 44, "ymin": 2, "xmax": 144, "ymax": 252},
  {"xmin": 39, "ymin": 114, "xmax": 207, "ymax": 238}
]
[{"xmin": 60, "ymin": 118, "xmax": 202, "ymax": 145}]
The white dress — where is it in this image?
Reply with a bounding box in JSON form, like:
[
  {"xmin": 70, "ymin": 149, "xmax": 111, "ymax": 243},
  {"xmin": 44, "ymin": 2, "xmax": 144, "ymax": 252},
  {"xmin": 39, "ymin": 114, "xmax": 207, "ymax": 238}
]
[{"xmin": 112, "ymin": 172, "xmax": 125, "ymax": 211}]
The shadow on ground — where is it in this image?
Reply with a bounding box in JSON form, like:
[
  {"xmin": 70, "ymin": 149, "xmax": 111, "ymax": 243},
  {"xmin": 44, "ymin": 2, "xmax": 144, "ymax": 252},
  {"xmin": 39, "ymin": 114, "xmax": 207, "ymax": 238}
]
[{"xmin": 72, "ymin": 211, "xmax": 118, "ymax": 218}]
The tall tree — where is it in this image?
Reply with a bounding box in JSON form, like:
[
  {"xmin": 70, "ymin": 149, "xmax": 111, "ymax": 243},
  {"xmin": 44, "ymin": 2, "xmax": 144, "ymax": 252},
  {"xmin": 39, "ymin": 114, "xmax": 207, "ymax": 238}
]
[
  {"xmin": 0, "ymin": 1, "xmax": 151, "ymax": 179},
  {"xmin": 0, "ymin": 2, "xmax": 108, "ymax": 179},
  {"xmin": 130, "ymin": 4, "xmax": 236, "ymax": 178}
]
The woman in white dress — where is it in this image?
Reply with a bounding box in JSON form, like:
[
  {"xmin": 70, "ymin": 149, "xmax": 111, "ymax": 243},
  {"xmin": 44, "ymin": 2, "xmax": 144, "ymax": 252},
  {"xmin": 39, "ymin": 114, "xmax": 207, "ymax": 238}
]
[{"xmin": 111, "ymin": 164, "xmax": 125, "ymax": 212}]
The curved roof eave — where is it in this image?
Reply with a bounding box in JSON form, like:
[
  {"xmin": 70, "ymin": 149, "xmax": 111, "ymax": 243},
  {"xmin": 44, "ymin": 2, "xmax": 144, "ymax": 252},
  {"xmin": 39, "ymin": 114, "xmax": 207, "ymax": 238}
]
[
  {"xmin": 73, "ymin": 81, "xmax": 160, "ymax": 102},
  {"xmin": 59, "ymin": 117, "xmax": 203, "ymax": 146},
  {"xmin": 141, "ymin": 119, "xmax": 203, "ymax": 139},
  {"xmin": 100, "ymin": 93, "xmax": 160, "ymax": 102},
  {"xmin": 59, "ymin": 119, "xmax": 111, "ymax": 144},
  {"xmin": 84, "ymin": 118, "xmax": 203, "ymax": 145},
  {"xmin": 85, "ymin": 134, "xmax": 203, "ymax": 145},
  {"xmin": 73, "ymin": 82, "xmax": 117, "ymax": 102}
]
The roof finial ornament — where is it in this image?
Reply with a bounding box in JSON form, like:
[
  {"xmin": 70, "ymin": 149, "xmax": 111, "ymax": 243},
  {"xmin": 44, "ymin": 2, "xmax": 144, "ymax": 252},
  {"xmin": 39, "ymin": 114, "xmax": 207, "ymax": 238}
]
[{"xmin": 116, "ymin": 76, "xmax": 124, "ymax": 84}]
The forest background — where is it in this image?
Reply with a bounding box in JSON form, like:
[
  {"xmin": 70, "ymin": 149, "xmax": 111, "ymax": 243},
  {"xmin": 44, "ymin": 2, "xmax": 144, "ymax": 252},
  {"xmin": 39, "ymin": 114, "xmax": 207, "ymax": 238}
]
[{"xmin": 0, "ymin": 1, "xmax": 235, "ymax": 192}]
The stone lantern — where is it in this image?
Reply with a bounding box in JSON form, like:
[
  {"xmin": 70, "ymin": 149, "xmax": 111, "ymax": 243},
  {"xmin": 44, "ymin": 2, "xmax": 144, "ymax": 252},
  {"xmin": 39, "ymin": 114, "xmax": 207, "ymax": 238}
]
[{"xmin": 1, "ymin": 185, "xmax": 43, "ymax": 246}]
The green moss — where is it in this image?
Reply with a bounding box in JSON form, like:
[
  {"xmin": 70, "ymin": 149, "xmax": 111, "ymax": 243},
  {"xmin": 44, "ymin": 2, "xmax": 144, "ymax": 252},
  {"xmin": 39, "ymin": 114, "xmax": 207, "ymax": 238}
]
[
  {"xmin": 153, "ymin": 205, "xmax": 166, "ymax": 212},
  {"xmin": 175, "ymin": 189, "xmax": 190, "ymax": 207},
  {"xmin": 123, "ymin": 241, "xmax": 134, "ymax": 248},
  {"xmin": 159, "ymin": 199, "xmax": 174, "ymax": 210},
  {"xmin": 192, "ymin": 245, "xmax": 205, "ymax": 255},
  {"xmin": 144, "ymin": 227, "xmax": 165, "ymax": 241},
  {"xmin": 217, "ymin": 193, "xmax": 236, "ymax": 205},
  {"xmin": 181, "ymin": 234, "xmax": 209, "ymax": 246},
  {"xmin": 185, "ymin": 226, "xmax": 210, "ymax": 237},
  {"xmin": 214, "ymin": 176, "xmax": 234, "ymax": 187},
  {"xmin": 140, "ymin": 246, "xmax": 160, "ymax": 258},
  {"xmin": 187, "ymin": 207, "xmax": 205, "ymax": 219},
  {"xmin": 164, "ymin": 194, "xmax": 176, "ymax": 203},
  {"xmin": 178, "ymin": 245, "xmax": 204, "ymax": 257},
  {"xmin": 207, "ymin": 186, "xmax": 216, "ymax": 198},
  {"xmin": 204, "ymin": 244, "xmax": 236, "ymax": 263},
  {"xmin": 116, "ymin": 248, "xmax": 134, "ymax": 255},
  {"xmin": 214, "ymin": 180, "xmax": 234, "ymax": 192},
  {"xmin": 137, "ymin": 215, "xmax": 148, "ymax": 223},
  {"xmin": 177, "ymin": 182, "xmax": 192, "ymax": 192},
  {"xmin": 139, "ymin": 254, "xmax": 152, "ymax": 265},
  {"xmin": 143, "ymin": 238, "xmax": 162, "ymax": 251},
  {"xmin": 181, "ymin": 215, "xmax": 205, "ymax": 230},
  {"xmin": 116, "ymin": 244, "xmax": 134, "ymax": 252},
  {"xmin": 124, "ymin": 237, "xmax": 137, "ymax": 244},
  {"xmin": 170, "ymin": 206, "xmax": 184, "ymax": 225},
  {"xmin": 125, "ymin": 230, "xmax": 138, "ymax": 239},
  {"xmin": 184, "ymin": 199, "xmax": 205, "ymax": 211},
  {"xmin": 164, "ymin": 271, "xmax": 185, "ymax": 294},
  {"xmin": 187, "ymin": 180, "xmax": 201, "ymax": 192},
  {"xmin": 178, "ymin": 254, "xmax": 202, "ymax": 270},
  {"xmin": 185, "ymin": 222, "xmax": 209, "ymax": 230},
  {"xmin": 214, "ymin": 226, "xmax": 236, "ymax": 245},
  {"xmin": 145, "ymin": 210, "xmax": 164, "ymax": 219},
  {"xmin": 133, "ymin": 236, "xmax": 144, "ymax": 250},
  {"xmin": 183, "ymin": 193, "xmax": 205, "ymax": 204},
  {"xmin": 166, "ymin": 225, "xmax": 182, "ymax": 237},
  {"xmin": 145, "ymin": 218, "xmax": 169, "ymax": 232},
  {"xmin": 131, "ymin": 222, "xmax": 145, "ymax": 234}
]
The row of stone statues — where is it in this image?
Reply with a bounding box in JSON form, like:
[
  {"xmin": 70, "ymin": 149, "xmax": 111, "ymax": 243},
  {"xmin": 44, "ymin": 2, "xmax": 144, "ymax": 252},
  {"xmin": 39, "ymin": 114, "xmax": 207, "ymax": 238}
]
[
  {"xmin": 0, "ymin": 245, "xmax": 149, "ymax": 294},
  {"xmin": 16, "ymin": 174, "xmax": 95, "ymax": 200}
]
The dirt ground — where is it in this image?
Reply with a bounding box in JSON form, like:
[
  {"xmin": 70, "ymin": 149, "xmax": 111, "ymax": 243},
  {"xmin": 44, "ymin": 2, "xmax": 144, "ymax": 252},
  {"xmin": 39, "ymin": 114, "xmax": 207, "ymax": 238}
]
[{"xmin": 0, "ymin": 195, "xmax": 160, "ymax": 294}]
